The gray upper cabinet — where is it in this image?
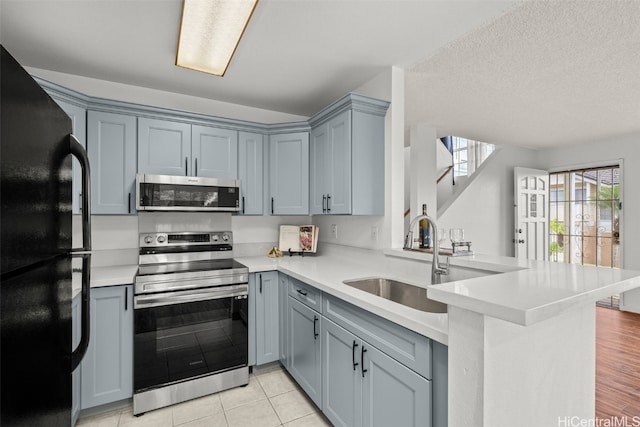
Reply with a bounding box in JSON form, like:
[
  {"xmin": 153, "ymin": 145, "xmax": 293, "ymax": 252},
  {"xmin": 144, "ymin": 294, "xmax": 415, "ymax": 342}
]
[
  {"xmin": 310, "ymin": 110, "xmax": 351, "ymax": 215},
  {"xmin": 87, "ymin": 111, "xmax": 137, "ymax": 215},
  {"xmin": 309, "ymin": 94, "xmax": 389, "ymax": 216},
  {"xmin": 269, "ymin": 132, "xmax": 309, "ymax": 215},
  {"xmin": 238, "ymin": 131, "xmax": 264, "ymax": 215},
  {"xmin": 138, "ymin": 117, "xmax": 191, "ymax": 176},
  {"xmin": 81, "ymin": 285, "xmax": 133, "ymax": 410},
  {"xmin": 55, "ymin": 100, "xmax": 86, "ymax": 215},
  {"xmin": 138, "ymin": 119, "xmax": 237, "ymax": 179},
  {"xmin": 191, "ymin": 125, "xmax": 238, "ymax": 179}
]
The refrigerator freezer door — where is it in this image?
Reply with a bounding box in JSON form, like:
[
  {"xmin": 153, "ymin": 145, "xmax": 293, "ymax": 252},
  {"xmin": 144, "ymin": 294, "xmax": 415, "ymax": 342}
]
[{"xmin": 1, "ymin": 45, "xmax": 73, "ymax": 275}]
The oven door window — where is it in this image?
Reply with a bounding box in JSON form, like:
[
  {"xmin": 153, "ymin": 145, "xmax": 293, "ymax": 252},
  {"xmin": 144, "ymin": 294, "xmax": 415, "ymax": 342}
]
[{"xmin": 134, "ymin": 296, "xmax": 248, "ymax": 392}]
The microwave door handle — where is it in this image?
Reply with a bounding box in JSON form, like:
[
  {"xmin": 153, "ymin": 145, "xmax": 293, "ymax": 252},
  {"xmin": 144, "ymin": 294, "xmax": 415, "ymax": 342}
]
[
  {"xmin": 70, "ymin": 135, "xmax": 91, "ymax": 252},
  {"xmin": 70, "ymin": 253, "xmax": 91, "ymax": 372}
]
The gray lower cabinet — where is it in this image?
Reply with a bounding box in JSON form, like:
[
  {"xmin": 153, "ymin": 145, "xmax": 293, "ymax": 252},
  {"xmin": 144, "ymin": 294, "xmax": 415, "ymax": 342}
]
[
  {"xmin": 361, "ymin": 342, "xmax": 431, "ymax": 427},
  {"xmin": 71, "ymin": 293, "xmax": 81, "ymax": 426},
  {"xmin": 87, "ymin": 111, "xmax": 137, "ymax": 214},
  {"xmin": 251, "ymin": 272, "xmax": 280, "ymax": 365},
  {"xmin": 288, "ymin": 297, "xmax": 322, "ymax": 407},
  {"xmin": 278, "ymin": 273, "xmax": 289, "ymax": 368},
  {"xmin": 322, "ymin": 318, "xmax": 362, "ymax": 427},
  {"xmin": 322, "ymin": 318, "xmax": 432, "ymax": 427},
  {"xmin": 80, "ymin": 285, "xmax": 133, "ymax": 409}
]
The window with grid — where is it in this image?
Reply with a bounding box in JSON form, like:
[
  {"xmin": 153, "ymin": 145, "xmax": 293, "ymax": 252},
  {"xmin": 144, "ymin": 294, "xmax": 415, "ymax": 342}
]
[{"xmin": 548, "ymin": 165, "xmax": 620, "ymax": 268}]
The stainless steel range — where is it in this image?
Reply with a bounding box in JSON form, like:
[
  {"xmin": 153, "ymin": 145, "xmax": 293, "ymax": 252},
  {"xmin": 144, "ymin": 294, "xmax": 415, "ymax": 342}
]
[{"xmin": 133, "ymin": 231, "xmax": 249, "ymax": 415}]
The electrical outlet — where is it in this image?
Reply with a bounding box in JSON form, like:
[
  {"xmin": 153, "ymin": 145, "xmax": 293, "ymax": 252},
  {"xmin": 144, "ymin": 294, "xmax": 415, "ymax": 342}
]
[
  {"xmin": 331, "ymin": 224, "xmax": 338, "ymax": 239},
  {"xmin": 371, "ymin": 226, "xmax": 379, "ymax": 241}
]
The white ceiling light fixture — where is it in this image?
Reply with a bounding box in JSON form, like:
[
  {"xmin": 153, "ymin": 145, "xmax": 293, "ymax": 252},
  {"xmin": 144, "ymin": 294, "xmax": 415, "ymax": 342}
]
[{"xmin": 176, "ymin": 0, "xmax": 259, "ymax": 77}]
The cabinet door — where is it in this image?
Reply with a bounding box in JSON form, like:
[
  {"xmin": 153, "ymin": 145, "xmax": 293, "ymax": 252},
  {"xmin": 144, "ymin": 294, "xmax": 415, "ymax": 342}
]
[
  {"xmin": 309, "ymin": 124, "xmax": 328, "ymax": 215},
  {"xmin": 87, "ymin": 111, "xmax": 137, "ymax": 214},
  {"xmin": 255, "ymin": 272, "xmax": 280, "ymax": 365},
  {"xmin": 138, "ymin": 117, "xmax": 191, "ymax": 176},
  {"xmin": 192, "ymin": 125, "xmax": 238, "ymax": 179},
  {"xmin": 327, "ymin": 111, "xmax": 352, "ymax": 215},
  {"xmin": 55, "ymin": 100, "xmax": 86, "ymax": 215},
  {"xmin": 361, "ymin": 343, "xmax": 432, "ymax": 427},
  {"xmin": 238, "ymin": 131, "xmax": 263, "ymax": 215},
  {"xmin": 269, "ymin": 132, "xmax": 309, "ymax": 215},
  {"xmin": 278, "ymin": 274, "xmax": 289, "ymax": 368},
  {"xmin": 81, "ymin": 285, "xmax": 133, "ymax": 409},
  {"xmin": 71, "ymin": 293, "xmax": 81, "ymax": 426},
  {"xmin": 288, "ymin": 297, "xmax": 322, "ymax": 406},
  {"xmin": 322, "ymin": 318, "xmax": 362, "ymax": 427}
]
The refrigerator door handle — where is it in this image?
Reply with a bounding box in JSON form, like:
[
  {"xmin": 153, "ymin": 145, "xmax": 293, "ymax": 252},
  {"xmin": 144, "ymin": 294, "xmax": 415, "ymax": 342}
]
[
  {"xmin": 71, "ymin": 253, "xmax": 91, "ymax": 371},
  {"xmin": 70, "ymin": 134, "xmax": 91, "ymax": 252}
]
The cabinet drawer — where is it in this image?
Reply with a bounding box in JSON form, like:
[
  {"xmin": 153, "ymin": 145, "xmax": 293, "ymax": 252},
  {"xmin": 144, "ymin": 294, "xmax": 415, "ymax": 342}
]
[
  {"xmin": 288, "ymin": 277, "xmax": 322, "ymax": 312},
  {"xmin": 323, "ymin": 294, "xmax": 432, "ymax": 379}
]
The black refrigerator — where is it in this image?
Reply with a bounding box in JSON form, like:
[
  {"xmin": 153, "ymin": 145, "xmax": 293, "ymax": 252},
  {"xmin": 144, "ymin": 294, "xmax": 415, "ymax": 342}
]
[{"xmin": 1, "ymin": 45, "xmax": 92, "ymax": 426}]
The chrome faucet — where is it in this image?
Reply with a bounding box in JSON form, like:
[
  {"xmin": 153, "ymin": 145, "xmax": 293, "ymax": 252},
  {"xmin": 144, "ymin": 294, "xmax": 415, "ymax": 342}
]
[{"xmin": 404, "ymin": 214, "xmax": 449, "ymax": 284}]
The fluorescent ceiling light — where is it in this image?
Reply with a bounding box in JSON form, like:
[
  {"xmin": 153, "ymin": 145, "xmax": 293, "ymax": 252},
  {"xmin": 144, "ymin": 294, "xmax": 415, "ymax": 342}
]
[{"xmin": 176, "ymin": 0, "xmax": 258, "ymax": 77}]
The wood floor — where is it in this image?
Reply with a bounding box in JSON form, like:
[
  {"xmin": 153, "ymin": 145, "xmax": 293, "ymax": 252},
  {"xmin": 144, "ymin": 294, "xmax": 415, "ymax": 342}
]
[{"xmin": 596, "ymin": 306, "xmax": 640, "ymax": 418}]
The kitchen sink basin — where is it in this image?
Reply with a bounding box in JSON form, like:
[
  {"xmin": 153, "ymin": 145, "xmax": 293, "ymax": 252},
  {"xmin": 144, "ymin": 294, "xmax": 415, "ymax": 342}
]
[
  {"xmin": 343, "ymin": 278, "xmax": 447, "ymax": 313},
  {"xmin": 343, "ymin": 268, "xmax": 500, "ymax": 313}
]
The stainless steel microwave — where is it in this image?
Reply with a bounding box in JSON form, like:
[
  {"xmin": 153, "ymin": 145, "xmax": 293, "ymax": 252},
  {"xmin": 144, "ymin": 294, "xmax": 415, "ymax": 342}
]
[{"xmin": 136, "ymin": 174, "xmax": 240, "ymax": 212}]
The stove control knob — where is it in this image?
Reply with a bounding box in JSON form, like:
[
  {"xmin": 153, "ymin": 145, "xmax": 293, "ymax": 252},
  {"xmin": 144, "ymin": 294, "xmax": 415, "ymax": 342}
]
[
  {"xmin": 144, "ymin": 235, "xmax": 153, "ymax": 244},
  {"xmin": 222, "ymin": 233, "xmax": 230, "ymax": 242},
  {"xmin": 211, "ymin": 234, "xmax": 219, "ymax": 242},
  {"xmin": 157, "ymin": 235, "xmax": 166, "ymax": 244}
]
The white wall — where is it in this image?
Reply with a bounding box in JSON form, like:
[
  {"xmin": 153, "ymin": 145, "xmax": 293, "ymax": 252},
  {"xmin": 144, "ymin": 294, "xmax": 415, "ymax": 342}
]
[
  {"xmin": 27, "ymin": 67, "xmax": 307, "ymax": 124},
  {"xmin": 535, "ymin": 133, "xmax": 640, "ymax": 312},
  {"xmin": 438, "ymin": 145, "xmax": 540, "ymax": 256},
  {"xmin": 313, "ymin": 67, "xmax": 406, "ymax": 250}
]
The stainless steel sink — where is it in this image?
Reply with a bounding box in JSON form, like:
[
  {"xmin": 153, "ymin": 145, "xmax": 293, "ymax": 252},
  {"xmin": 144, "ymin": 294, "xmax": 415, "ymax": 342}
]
[
  {"xmin": 343, "ymin": 268, "xmax": 500, "ymax": 313},
  {"xmin": 343, "ymin": 278, "xmax": 447, "ymax": 313}
]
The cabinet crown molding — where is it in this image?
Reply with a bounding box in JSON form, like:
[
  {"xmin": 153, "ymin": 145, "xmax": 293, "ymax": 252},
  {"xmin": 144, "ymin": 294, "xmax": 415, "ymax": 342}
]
[{"xmin": 34, "ymin": 76, "xmax": 388, "ymax": 136}]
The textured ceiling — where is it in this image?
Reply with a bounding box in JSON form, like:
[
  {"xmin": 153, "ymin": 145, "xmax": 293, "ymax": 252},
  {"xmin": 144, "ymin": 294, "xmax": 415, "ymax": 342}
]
[
  {"xmin": 0, "ymin": 0, "xmax": 515, "ymax": 117},
  {"xmin": 406, "ymin": 0, "xmax": 640, "ymax": 149},
  {"xmin": 2, "ymin": 1, "xmax": 638, "ymax": 149}
]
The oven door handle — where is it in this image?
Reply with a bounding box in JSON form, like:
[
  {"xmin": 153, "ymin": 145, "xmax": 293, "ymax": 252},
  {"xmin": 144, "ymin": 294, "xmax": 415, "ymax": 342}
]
[{"xmin": 134, "ymin": 284, "xmax": 248, "ymax": 309}]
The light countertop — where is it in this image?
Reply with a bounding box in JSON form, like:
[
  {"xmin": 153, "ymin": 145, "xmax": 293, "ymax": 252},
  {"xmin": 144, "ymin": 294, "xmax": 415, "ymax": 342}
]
[
  {"xmin": 73, "ymin": 244, "xmax": 640, "ymax": 346},
  {"xmin": 238, "ymin": 245, "xmax": 640, "ymax": 344},
  {"xmin": 385, "ymin": 248, "xmax": 640, "ymax": 326}
]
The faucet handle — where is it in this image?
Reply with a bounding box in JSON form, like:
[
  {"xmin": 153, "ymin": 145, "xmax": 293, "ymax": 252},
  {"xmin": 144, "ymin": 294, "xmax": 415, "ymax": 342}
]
[{"xmin": 404, "ymin": 231, "xmax": 413, "ymax": 250}]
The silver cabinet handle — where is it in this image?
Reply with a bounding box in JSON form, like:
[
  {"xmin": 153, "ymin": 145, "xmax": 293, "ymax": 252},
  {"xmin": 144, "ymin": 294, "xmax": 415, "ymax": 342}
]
[
  {"xmin": 70, "ymin": 135, "xmax": 91, "ymax": 252},
  {"xmin": 327, "ymin": 194, "xmax": 331, "ymax": 213},
  {"xmin": 195, "ymin": 158, "xmax": 198, "ymax": 176},
  {"xmin": 185, "ymin": 157, "xmax": 188, "ymax": 175}
]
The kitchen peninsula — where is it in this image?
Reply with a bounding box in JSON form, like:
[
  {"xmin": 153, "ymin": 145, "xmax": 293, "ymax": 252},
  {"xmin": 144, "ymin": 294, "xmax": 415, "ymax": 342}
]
[{"xmin": 237, "ymin": 244, "xmax": 640, "ymax": 427}]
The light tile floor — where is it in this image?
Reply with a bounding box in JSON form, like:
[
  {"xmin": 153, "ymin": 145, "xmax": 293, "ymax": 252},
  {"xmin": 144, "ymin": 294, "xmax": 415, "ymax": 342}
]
[{"xmin": 76, "ymin": 365, "xmax": 332, "ymax": 427}]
